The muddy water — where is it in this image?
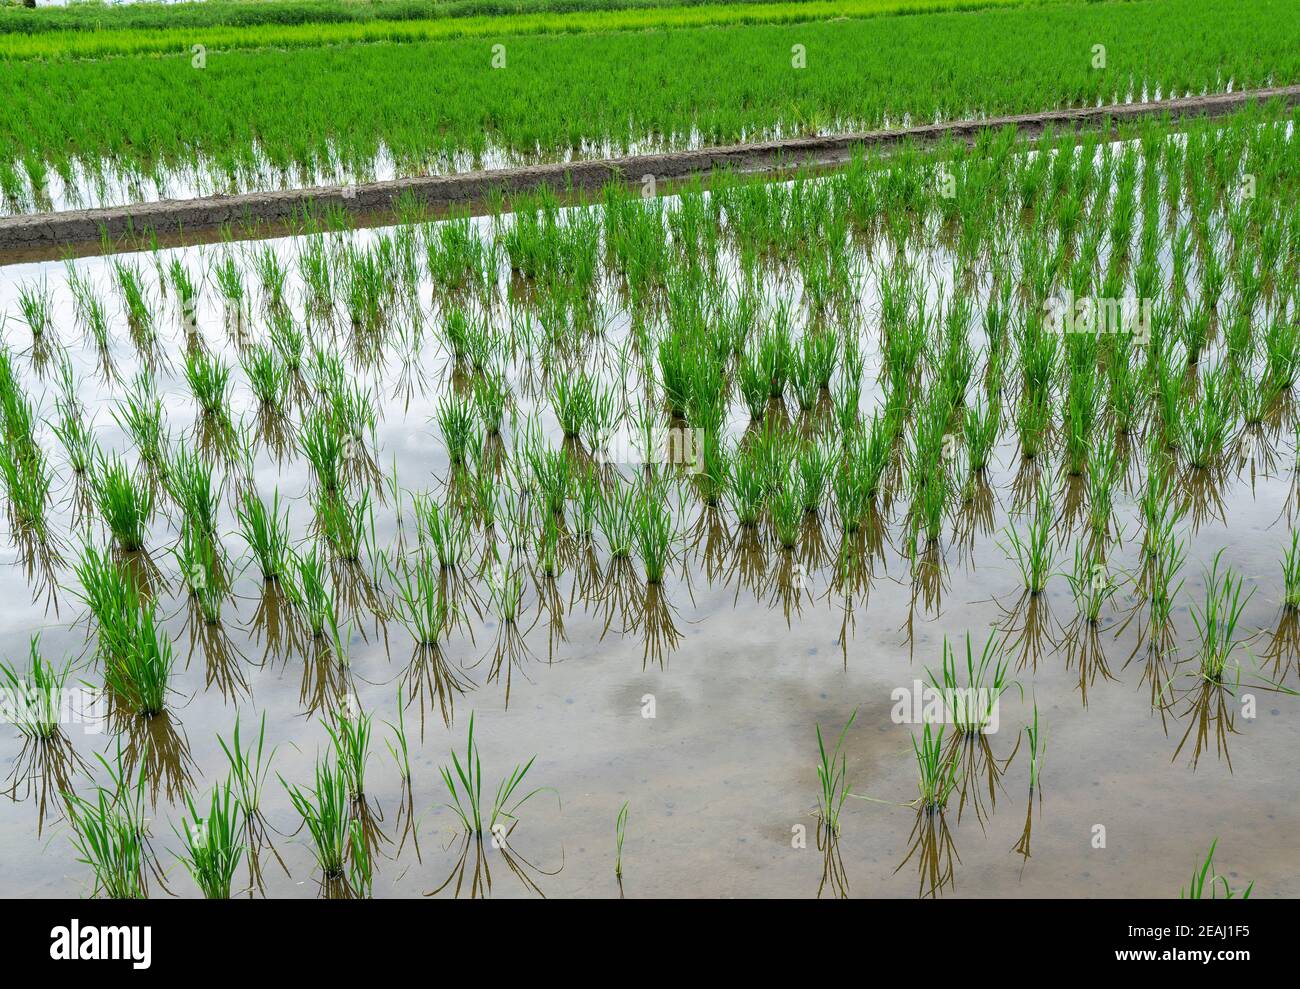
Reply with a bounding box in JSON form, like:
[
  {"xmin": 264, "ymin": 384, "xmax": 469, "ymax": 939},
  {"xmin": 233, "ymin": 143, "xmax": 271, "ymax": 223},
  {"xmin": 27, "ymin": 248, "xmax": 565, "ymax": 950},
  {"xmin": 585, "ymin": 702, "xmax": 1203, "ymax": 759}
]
[{"xmin": 0, "ymin": 204, "xmax": 1297, "ymax": 899}]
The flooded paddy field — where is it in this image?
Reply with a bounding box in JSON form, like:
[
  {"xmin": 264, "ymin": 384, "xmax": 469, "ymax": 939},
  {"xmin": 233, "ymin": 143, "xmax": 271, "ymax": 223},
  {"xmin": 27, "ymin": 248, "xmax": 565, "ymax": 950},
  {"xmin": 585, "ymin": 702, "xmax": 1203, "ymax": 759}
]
[{"xmin": 0, "ymin": 105, "xmax": 1297, "ymax": 899}]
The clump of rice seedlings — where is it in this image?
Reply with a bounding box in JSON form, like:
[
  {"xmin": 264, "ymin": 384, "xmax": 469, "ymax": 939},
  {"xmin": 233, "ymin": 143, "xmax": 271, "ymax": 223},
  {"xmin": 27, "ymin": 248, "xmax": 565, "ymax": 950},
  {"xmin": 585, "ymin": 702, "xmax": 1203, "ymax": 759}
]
[
  {"xmin": 167, "ymin": 449, "xmax": 219, "ymax": 539},
  {"xmin": 113, "ymin": 258, "xmax": 153, "ymax": 332},
  {"xmin": 175, "ymin": 782, "xmax": 244, "ymax": 899},
  {"xmin": 0, "ymin": 635, "xmax": 72, "ymax": 741},
  {"xmin": 282, "ymin": 758, "xmax": 350, "ymax": 879},
  {"xmin": 1086, "ymin": 442, "xmax": 1118, "ymax": 544},
  {"xmin": 1183, "ymin": 366, "xmax": 1233, "ymax": 468},
  {"xmin": 771, "ymin": 473, "xmax": 803, "ymax": 550},
  {"xmin": 1066, "ymin": 543, "xmax": 1116, "ymax": 624},
  {"xmin": 327, "ymin": 709, "xmax": 372, "ymax": 802},
  {"xmin": 0, "ymin": 431, "xmax": 52, "ymax": 538},
  {"xmin": 17, "ymin": 279, "xmax": 53, "ymax": 339},
  {"xmin": 796, "ymin": 442, "xmax": 832, "ymax": 514},
  {"xmin": 287, "ymin": 547, "xmax": 334, "ymax": 638},
  {"xmin": 1282, "ymin": 532, "xmax": 1300, "ymax": 610},
  {"xmin": 963, "ymin": 400, "xmax": 999, "ymax": 472},
  {"xmin": 1180, "ymin": 839, "xmax": 1253, "ymax": 899},
  {"xmin": 437, "ymin": 394, "xmax": 477, "ymax": 468},
  {"xmin": 103, "ymin": 600, "xmax": 174, "ymax": 718},
  {"xmin": 315, "ymin": 490, "xmax": 372, "ymax": 564},
  {"xmin": 728, "ymin": 443, "xmax": 766, "ymax": 528},
  {"xmin": 92, "ymin": 456, "xmax": 154, "ymax": 552},
  {"xmin": 51, "ymin": 410, "xmax": 97, "ymax": 477},
  {"xmin": 551, "ymin": 372, "xmax": 593, "ymax": 439},
  {"xmin": 472, "ymin": 369, "xmax": 510, "ymax": 436},
  {"xmin": 389, "ymin": 555, "xmax": 449, "ymax": 646},
  {"xmin": 347, "ymin": 818, "xmax": 372, "ymax": 898},
  {"xmin": 439, "ymin": 712, "xmax": 545, "ymax": 836},
  {"xmin": 1001, "ymin": 482, "xmax": 1055, "ymax": 594},
  {"xmin": 632, "ymin": 487, "xmax": 674, "ymax": 584},
  {"xmin": 925, "ymin": 634, "xmax": 1011, "ymax": 735},
  {"xmin": 237, "ymin": 489, "xmax": 290, "ymax": 582},
  {"xmin": 414, "ymin": 495, "xmax": 467, "ymax": 570},
  {"xmin": 299, "ymin": 411, "xmax": 344, "ymax": 494},
  {"xmin": 1016, "ymin": 390, "xmax": 1051, "ymax": 460},
  {"xmin": 65, "ymin": 746, "xmax": 150, "ymax": 899},
  {"xmin": 912, "ymin": 723, "xmax": 957, "ymax": 814},
  {"xmin": 218, "ymin": 713, "xmax": 276, "ymax": 834},
  {"xmin": 175, "ymin": 523, "xmax": 223, "ymax": 625},
  {"xmin": 112, "ymin": 373, "xmax": 170, "ymax": 474},
  {"xmin": 1190, "ymin": 550, "xmax": 1251, "ymax": 684},
  {"xmin": 757, "ymin": 316, "xmax": 793, "ymax": 399},
  {"xmin": 815, "ymin": 709, "xmax": 856, "ymax": 838},
  {"xmin": 528, "ymin": 444, "xmax": 572, "ymax": 518},
  {"xmin": 571, "ymin": 466, "xmax": 601, "ymax": 541},
  {"xmin": 738, "ymin": 350, "xmax": 769, "ymax": 422},
  {"xmin": 1263, "ymin": 316, "xmax": 1299, "ymax": 391},
  {"xmin": 598, "ymin": 481, "xmax": 635, "ymax": 559},
  {"xmin": 243, "ymin": 345, "xmax": 287, "ymax": 412},
  {"xmin": 614, "ymin": 801, "xmax": 629, "ymax": 879},
  {"xmin": 184, "ymin": 351, "xmax": 233, "ymax": 421}
]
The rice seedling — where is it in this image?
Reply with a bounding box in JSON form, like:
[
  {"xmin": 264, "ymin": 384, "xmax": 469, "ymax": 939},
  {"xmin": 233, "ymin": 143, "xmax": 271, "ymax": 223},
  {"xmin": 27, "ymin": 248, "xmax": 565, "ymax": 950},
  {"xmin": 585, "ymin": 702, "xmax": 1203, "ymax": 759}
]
[
  {"xmin": 0, "ymin": 635, "xmax": 72, "ymax": 742},
  {"xmin": 1025, "ymin": 702, "xmax": 1042, "ymax": 793},
  {"xmin": 175, "ymin": 781, "xmax": 244, "ymax": 899},
  {"xmin": 65, "ymin": 746, "xmax": 150, "ymax": 899},
  {"xmin": 184, "ymin": 350, "xmax": 233, "ymax": 421},
  {"xmin": 925, "ymin": 634, "xmax": 1011, "ymax": 735},
  {"xmin": 327, "ymin": 708, "xmax": 373, "ymax": 801},
  {"xmin": 51, "ymin": 410, "xmax": 97, "ymax": 477},
  {"xmin": 0, "ymin": 436, "xmax": 52, "ymax": 538},
  {"xmin": 389, "ymin": 555, "xmax": 450, "ymax": 646},
  {"xmin": 237, "ymin": 489, "xmax": 290, "ymax": 582},
  {"xmin": 175, "ymin": 522, "xmax": 223, "ymax": 624},
  {"xmin": 282, "ymin": 758, "xmax": 350, "ymax": 879},
  {"xmin": 632, "ymin": 487, "xmax": 674, "ymax": 584},
  {"xmin": 1180, "ymin": 839, "xmax": 1253, "ymax": 899},
  {"xmin": 243, "ymin": 345, "xmax": 288, "ymax": 411},
  {"xmin": 771, "ymin": 474, "xmax": 803, "ymax": 550},
  {"xmin": 437, "ymin": 394, "xmax": 477, "ymax": 468},
  {"xmin": 167, "ymin": 448, "xmax": 220, "ymax": 539},
  {"xmin": 414, "ymin": 495, "xmax": 468, "ymax": 570},
  {"xmin": 299, "ymin": 411, "xmax": 345, "ymax": 494},
  {"xmin": 1001, "ymin": 483, "xmax": 1055, "ymax": 594},
  {"xmin": 287, "ymin": 547, "xmax": 334, "ymax": 638},
  {"xmin": 315, "ymin": 490, "xmax": 373, "ymax": 564},
  {"xmin": 92, "ymin": 456, "xmax": 154, "ymax": 552},
  {"xmin": 347, "ymin": 818, "xmax": 373, "ymax": 898},
  {"xmin": 1190, "ymin": 550, "xmax": 1251, "ymax": 684},
  {"xmin": 1066, "ymin": 543, "xmax": 1116, "ymax": 624},
  {"xmin": 598, "ymin": 481, "xmax": 635, "ymax": 559},
  {"xmin": 1283, "ymin": 532, "xmax": 1300, "ymax": 610},
  {"xmin": 815, "ymin": 709, "xmax": 856, "ymax": 837},
  {"xmin": 439, "ymin": 712, "xmax": 546, "ymax": 836},
  {"xmin": 16, "ymin": 279, "xmax": 52, "ymax": 339},
  {"xmin": 912, "ymin": 723, "xmax": 958, "ymax": 814},
  {"xmin": 614, "ymin": 800, "xmax": 629, "ymax": 879},
  {"xmin": 102, "ymin": 600, "xmax": 173, "ymax": 718},
  {"xmin": 963, "ymin": 400, "xmax": 999, "ymax": 472}
]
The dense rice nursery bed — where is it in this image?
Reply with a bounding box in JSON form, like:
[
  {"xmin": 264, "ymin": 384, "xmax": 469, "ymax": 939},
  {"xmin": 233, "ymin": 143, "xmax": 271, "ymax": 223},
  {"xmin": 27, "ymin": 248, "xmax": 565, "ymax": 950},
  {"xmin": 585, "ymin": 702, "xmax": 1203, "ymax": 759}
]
[
  {"xmin": 0, "ymin": 102, "xmax": 1297, "ymax": 900},
  {"xmin": 1, "ymin": 0, "xmax": 1297, "ymax": 215}
]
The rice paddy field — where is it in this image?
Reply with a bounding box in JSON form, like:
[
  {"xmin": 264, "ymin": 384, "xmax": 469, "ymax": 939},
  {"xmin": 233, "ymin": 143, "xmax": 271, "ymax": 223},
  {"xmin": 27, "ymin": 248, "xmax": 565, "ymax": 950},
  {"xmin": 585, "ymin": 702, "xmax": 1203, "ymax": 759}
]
[{"xmin": 0, "ymin": 0, "xmax": 1296, "ymax": 906}]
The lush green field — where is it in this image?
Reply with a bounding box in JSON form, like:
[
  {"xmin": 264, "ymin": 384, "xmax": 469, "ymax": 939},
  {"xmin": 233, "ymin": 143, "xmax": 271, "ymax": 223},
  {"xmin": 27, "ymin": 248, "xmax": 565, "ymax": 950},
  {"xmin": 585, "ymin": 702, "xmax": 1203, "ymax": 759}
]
[
  {"xmin": 0, "ymin": 0, "xmax": 1295, "ymax": 209},
  {"xmin": 0, "ymin": 0, "xmax": 1039, "ymax": 58}
]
